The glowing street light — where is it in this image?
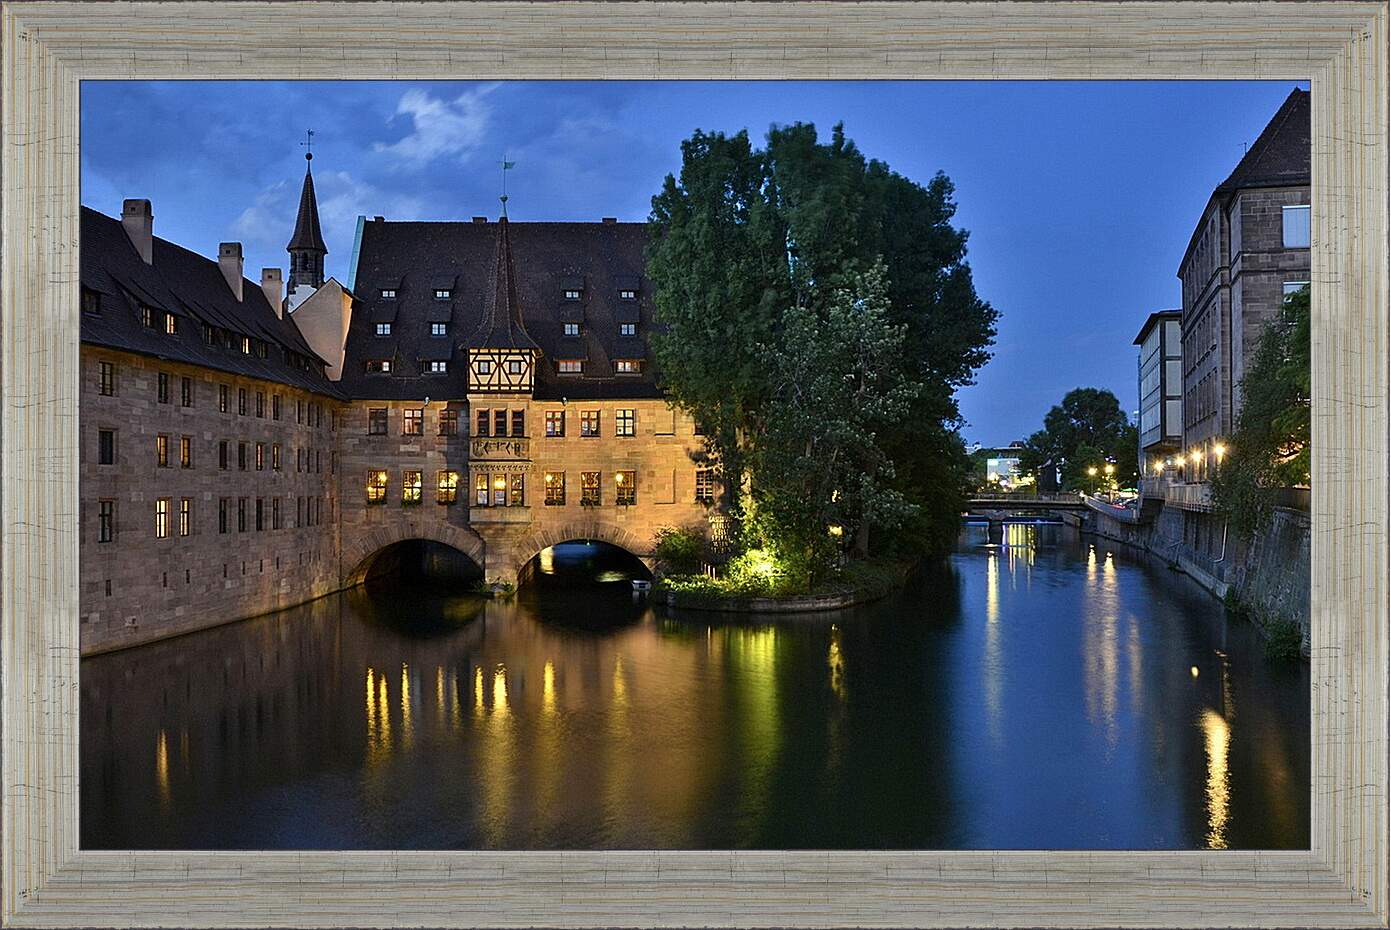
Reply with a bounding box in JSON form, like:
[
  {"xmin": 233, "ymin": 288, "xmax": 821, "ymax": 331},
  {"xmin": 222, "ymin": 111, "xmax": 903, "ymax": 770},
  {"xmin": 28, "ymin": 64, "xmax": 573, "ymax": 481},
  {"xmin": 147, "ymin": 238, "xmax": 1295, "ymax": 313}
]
[
  {"xmin": 1087, "ymin": 466, "xmax": 1098, "ymax": 477},
  {"xmin": 1213, "ymin": 443, "xmax": 1227, "ymax": 460},
  {"xmin": 1103, "ymin": 464, "xmax": 1115, "ymax": 476}
]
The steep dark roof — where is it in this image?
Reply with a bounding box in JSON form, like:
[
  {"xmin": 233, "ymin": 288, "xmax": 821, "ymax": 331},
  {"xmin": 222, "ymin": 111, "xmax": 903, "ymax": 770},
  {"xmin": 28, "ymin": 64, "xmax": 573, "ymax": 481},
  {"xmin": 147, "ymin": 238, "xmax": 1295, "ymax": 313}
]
[
  {"xmin": 1215, "ymin": 88, "xmax": 1311, "ymax": 195},
  {"xmin": 342, "ymin": 218, "xmax": 659, "ymax": 401},
  {"xmin": 1179, "ymin": 88, "xmax": 1310, "ymax": 274},
  {"xmin": 287, "ymin": 162, "xmax": 327, "ymax": 253},
  {"xmin": 467, "ymin": 217, "xmax": 541, "ymax": 351},
  {"xmin": 80, "ymin": 206, "xmax": 343, "ymax": 398}
]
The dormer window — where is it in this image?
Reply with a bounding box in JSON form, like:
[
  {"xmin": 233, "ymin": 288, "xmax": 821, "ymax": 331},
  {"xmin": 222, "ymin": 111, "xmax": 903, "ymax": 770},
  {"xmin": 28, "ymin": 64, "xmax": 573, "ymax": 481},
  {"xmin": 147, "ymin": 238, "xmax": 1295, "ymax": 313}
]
[
  {"xmin": 558, "ymin": 359, "xmax": 583, "ymax": 374},
  {"xmin": 165, "ymin": 313, "xmax": 178, "ymax": 335},
  {"xmin": 82, "ymin": 288, "xmax": 101, "ymax": 315},
  {"xmin": 428, "ymin": 361, "xmax": 448, "ymax": 374},
  {"xmin": 431, "ymin": 322, "xmax": 448, "ymax": 336},
  {"xmin": 619, "ymin": 289, "xmax": 636, "ymax": 300},
  {"xmin": 615, "ymin": 359, "xmax": 642, "ymax": 374},
  {"xmin": 366, "ymin": 359, "xmax": 392, "ymax": 373},
  {"xmin": 380, "ymin": 289, "xmax": 396, "ymax": 299},
  {"xmin": 141, "ymin": 306, "xmax": 154, "ymax": 328},
  {"xmin": 619, "ymin": 323, "xmax": 636, "ymax": 337},
  {"xmin": 564, "ymin": 289, "xmax": 581, "ymax": 300},
  {"xmin": 241, "ymin": 336, "xmax": 251, "ymax": 355},
  {"xmin": 434, "ymin": 289, "xmax": 451, "ymax": 300},
  {"xmin": 375, "ymin": 323, "xmax": 392, "ymax": 336},
  {"xmin": 563, "ymin": 322, "xmax": 580, "ymax": 337}
]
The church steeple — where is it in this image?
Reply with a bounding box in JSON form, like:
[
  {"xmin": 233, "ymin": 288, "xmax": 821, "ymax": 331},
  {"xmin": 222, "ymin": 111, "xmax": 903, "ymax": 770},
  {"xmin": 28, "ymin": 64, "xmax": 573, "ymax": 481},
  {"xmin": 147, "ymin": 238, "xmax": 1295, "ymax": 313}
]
[
  {"xmin": 286, "ymin": 145, "xmax": 326, "ymax": 293},
  {"xmin": 467, "ymin": 216, "xmax": 541, "ymax": 395}
]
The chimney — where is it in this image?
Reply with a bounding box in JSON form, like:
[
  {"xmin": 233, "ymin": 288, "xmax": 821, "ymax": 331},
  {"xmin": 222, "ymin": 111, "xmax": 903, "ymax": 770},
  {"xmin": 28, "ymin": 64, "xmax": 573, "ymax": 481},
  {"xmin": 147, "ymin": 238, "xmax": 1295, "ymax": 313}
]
[
  {"xmin": 472, "ymin": 216, "xmax": 488, "ymax": 224},
  {"xmin": 260, "ymin": 268, "xmax": 283, "ymax": 318},
  {"xmin": 218, "ymin": 242, "xmax": 244, "ymax": 302},
  {"xmin": 122, "ymin": 199, "xmax": 153, "ymax": 264},
  {"xmin": 601, "ymin": 217, "xmax": 617, "ymax": 224}
]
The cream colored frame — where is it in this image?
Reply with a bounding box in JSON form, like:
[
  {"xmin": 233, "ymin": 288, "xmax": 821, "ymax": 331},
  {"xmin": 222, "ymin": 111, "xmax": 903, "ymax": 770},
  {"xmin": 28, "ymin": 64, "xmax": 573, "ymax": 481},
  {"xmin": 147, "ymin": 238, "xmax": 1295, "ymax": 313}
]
[{"xmin": 1, "ymin": 1, "xmax": 1385, "ymax": 927}]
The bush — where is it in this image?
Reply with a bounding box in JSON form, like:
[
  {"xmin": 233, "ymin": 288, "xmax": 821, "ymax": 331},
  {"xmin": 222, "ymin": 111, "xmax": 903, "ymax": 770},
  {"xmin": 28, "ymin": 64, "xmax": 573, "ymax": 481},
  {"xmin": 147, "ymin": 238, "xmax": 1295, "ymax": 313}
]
[
  {"xmin": 1264, "ymin": 617, "xmax": 1305, "ymax": 662},
  {"xmin": 652, "ymin": 526, "xmax": 705, "ymax": 575}
]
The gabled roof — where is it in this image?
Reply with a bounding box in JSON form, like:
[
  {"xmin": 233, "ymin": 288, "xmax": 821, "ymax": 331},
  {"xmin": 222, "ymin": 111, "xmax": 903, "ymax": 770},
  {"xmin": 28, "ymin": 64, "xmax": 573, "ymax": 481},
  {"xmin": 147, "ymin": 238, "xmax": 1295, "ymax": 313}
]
[
  {"xmin": 80, "ymin": 206, "xmax": 342, "ymax": 398},
  {"xmin": 1178, "ymin": 88, "xmax": 1310, "ymax": 275},
  {"xmin": 467, "ymin": 217, "xmax": 542, "ymax": 352},
  {"xmin": 287, "ymin": 160, "xmax": 327, "ymax": 254},
  {"xmin": 341, "ymin": 217, "xmax": 657, "ymax": 400}
]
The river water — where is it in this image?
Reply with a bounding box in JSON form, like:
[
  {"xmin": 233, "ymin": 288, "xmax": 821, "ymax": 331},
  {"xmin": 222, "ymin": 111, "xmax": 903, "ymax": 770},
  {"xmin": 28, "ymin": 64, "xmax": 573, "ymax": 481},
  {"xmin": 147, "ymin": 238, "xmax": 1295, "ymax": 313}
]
[{"xmin": 81, "ymin": 523, "xmax": 1308, "ymax": 850}]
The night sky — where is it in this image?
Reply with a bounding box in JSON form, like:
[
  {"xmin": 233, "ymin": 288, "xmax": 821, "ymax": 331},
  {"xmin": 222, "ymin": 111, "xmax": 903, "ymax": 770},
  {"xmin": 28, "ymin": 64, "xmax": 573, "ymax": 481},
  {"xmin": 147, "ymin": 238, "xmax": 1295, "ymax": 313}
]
[{"xmin": 81, "ymin": 80, "xmax": 1306, "ymax": 444}]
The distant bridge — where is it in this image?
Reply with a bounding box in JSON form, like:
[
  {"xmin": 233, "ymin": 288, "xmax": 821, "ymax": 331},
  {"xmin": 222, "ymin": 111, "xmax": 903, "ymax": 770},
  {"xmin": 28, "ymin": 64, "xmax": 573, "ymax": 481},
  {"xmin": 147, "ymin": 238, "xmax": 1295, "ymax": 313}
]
[{"xmin": 962, "ymin": 493, "xmax": 1087, "ymax": 529}]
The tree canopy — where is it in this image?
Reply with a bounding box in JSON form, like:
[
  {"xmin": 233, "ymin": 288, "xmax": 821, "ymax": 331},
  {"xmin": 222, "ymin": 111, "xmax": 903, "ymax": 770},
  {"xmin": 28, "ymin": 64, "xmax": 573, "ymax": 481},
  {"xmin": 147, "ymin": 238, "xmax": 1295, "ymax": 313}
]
[
  {"xmin": 1211, "ymin": 285, "xmax": 1310, "ymax": 538},
  {"xmin": 647, "ymin": 122, "xmax": 998, "ymax": 576},
  {"xmin": 1018, "ymin": 388, "xmax": 1139, "ymax": 491}
]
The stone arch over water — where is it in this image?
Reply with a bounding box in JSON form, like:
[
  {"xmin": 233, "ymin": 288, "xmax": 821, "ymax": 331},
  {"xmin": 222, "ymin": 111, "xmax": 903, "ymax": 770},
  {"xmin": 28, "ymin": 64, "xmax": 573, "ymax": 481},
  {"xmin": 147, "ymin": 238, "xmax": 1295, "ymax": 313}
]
[
  {"xmin": 343, "ymin": 521, "xmax": 488, "ymax": 586},
  {"xmin": 507, "ymin": 520, "xmax": 656, "ymax": 583}
]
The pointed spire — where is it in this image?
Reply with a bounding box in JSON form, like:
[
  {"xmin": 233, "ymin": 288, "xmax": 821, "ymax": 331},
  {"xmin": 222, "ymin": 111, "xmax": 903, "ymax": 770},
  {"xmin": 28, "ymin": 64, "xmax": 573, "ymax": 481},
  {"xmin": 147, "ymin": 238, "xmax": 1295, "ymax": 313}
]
[
  {"xmin": 286, "ymin": 148, "xmax": 327, "ymax": 293},
  {"xmin": 468, "ymin": 216, "xmax": 540, "ymax": 351}
]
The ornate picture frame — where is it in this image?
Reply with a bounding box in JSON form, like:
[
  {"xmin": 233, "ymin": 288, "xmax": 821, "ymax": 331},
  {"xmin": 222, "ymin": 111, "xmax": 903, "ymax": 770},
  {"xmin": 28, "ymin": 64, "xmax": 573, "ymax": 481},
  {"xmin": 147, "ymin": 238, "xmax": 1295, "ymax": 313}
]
[{"xmin": 1, "ymin": 1, "xmax": 1385, "ymax": 926}]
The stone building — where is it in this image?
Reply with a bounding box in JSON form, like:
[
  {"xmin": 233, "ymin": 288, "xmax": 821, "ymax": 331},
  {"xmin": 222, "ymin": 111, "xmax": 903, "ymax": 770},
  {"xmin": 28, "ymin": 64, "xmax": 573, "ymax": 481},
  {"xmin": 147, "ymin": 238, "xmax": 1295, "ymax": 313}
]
[
  {"xmin": 80, "ymin": 157, "xmax": 715, "ymax": 655},
  {"xmin": 1172, "ymin": 87, "xmax": 1310, "ymax": 488}
]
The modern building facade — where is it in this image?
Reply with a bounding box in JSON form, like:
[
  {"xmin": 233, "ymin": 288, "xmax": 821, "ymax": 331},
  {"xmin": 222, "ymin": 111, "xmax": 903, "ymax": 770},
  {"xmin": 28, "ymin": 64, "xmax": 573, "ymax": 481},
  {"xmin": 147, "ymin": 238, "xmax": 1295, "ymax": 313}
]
[
  {"xmin": 1133, "ymin": 309, "xmax": 1182, "ymax": 478},
  {"xmin": 1171, "ymin": 87, "xmax": 1310, "ymax": 491},
  {"xmin": 80, "ymin": 157, "xmax": 715, "ymax": 656}
]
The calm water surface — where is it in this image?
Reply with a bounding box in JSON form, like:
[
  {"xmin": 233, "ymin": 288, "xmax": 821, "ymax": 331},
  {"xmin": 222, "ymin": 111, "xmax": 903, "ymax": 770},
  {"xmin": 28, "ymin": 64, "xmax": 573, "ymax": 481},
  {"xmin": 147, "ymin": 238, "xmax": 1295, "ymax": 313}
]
[{"xmin": 81, "ymin": 524, "xmax": 1308, "ymax": 849}]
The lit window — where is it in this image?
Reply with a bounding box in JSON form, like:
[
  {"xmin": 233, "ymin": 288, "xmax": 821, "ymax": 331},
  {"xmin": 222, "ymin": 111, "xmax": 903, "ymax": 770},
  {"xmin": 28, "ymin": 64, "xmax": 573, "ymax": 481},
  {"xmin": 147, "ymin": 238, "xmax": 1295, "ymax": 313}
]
[
  {"xmin": 255, "ymin": 442, "xmax": 265, "ymax": 471},
  {"xmin": 558, "ymin": 359, "xmax": 583, "ymax": 374},
  {"xmin": 376, "ymin": 323, "xmax": 392, "ymax": 336},
  {"xmin": 581, "ymin": 471, "xmax": 601, "ymax": 506},
  {"xmin": 619, "ymin": 289, "xmax": 636, "ymax": 300},
  {"xmin": 366, "ymin": 359, "xmax": 392, "ymax": 373},
  {"xmin": 380, "ymin": 289, "xmax": 396, "ymax": 299},
  {"xmin": 165, "ymin": 313, "xmax": 178, "ymax": 335},
  {"xmin": 179, "ymin": 498, "xmax": 192, "ymax": 537},
  {"xmin": 1282, "ymin": 204, "xmax": 1310, "ymax": 248},
  {"xmin": 615, "ymin": 359, "xmax": 642, "ymax": 374},
  {"xmin": 620, "ymin": 323, "xmax": 636, "ymax": 337},
  {"xmin": 156, "ymin": 434, "xmax": 169, "ymax": 468},
  {"xmin": 241, "ymin": 336, "xmax": 251, "ymax": 355},
  {"xmin": 431, "ymin": 322, "xmax": 448, "ymax": 336},
  {"xmin": 154, "ymin": 498, "xmax": 169, "ymax": 538},
  {"xmin": 492, "ymin": 474, "xmax": 507, "ymax": 507},
  {"xmin": 508, "ymin": 359, "xmax": 523, "ymax": 375},
  {"xmin": 368, "ymin": 408, "xmax": 388, "ymax": 435},
  {"xmin": 563, "ymin": 322, "xmax": 580, "ymax": 337},
  {"xmin": 366, "ymin": 470, "xmax": 388, "ymax": 504},
  {"xmin": 615, "ymin": 470, "xmax": 636, "ymax": 506},
  {"xmin": 218, "ymin": 384, "xmax": 229, "ymax": 412},
  {"xmin": 435, "ymin": 289, "xmax": 451, "ymax": 300},
  {"xmin": 402, "ymin": 470, "xmax": 422, "ymax": 505},
  {"xmin": 437, "ymin": 470, "xmax": 459, "ymax": 505},
  {"xmin": 141, "ymin": 306, "xmax": 154, "ymax": 328},
  {"xmin": 564, "ymin": 289, "xmax": 581, "ymax": 300},
  {"xmin": 545, "ymin": 410, "xmax": 565, "ymax": 437},
  {"xmin": 179, "ymin": 435, "xmax": 192, "ymax": 468},
  {"xmin": 696, "ymin": 468, "xmax": 716, "ymax": 504},
  {"xmin": 474, "ymin": 473, "xmax": 489, "ymax": 506},
  {"xmin": 616, "ymin": 408, "xmax": 636, "ymax": 437},
  {"xmin": 403, "ymin": 408, "xmax": 423, "ymax": 436},
  {"xmin": 509, "ymin": 473, "xmax": 525, "ymax": 507},
  {"xmin": 271, "ymin": 443, "xmax": 281, "ymax": 471},
  {"xmin": 428, "ymin": 360, "xmax": 448, "ymax": 374},
  {"xmin": 475, "ymin": 359, "xmax": 493, "ymax": 376},
  {"xmin": 99, "ymin": 362, "xmax": 116, "ymax": 396},
  {"xmin": 581, "ymin": 410, "xmax": 600, "ymax": 437},
  {"xmin": 544, "ymin": 471, "xmax": 565, "ymax": 505}
]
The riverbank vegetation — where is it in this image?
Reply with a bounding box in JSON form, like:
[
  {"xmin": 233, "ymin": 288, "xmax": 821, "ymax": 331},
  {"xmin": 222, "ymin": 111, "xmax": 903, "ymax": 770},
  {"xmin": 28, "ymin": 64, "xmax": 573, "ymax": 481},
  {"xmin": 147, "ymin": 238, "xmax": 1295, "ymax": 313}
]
[
  {"xmin": 1016, "ymin": 387, "xmax": 1140, "ymax": 492},
  {"xmin": 646, "ymin": 122, "xmax": 997, "ymax": 590},
  {"xmin": 1211, "ymin": 285, "xmax": 1310, "ymax": 540}
]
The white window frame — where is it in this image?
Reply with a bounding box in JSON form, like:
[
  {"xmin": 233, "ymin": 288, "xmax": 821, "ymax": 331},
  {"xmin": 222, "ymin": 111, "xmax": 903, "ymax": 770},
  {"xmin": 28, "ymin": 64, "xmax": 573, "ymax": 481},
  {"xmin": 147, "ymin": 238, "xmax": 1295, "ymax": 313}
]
[
  {"xmin": 1281, "ymin": 204, "xmax": 1310, "ymax": 248},
  {"xmin": 375, "ymin": 322, "xmax": 391, "ymax": 336}
]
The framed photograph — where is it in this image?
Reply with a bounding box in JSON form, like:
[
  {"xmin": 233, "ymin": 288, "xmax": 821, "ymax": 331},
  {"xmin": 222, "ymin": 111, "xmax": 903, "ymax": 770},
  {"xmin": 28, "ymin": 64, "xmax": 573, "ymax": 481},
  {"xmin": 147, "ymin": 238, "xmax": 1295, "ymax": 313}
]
[{"xmin": 2, "ymin": 1, "xmax": 1385, "ymax": 927}]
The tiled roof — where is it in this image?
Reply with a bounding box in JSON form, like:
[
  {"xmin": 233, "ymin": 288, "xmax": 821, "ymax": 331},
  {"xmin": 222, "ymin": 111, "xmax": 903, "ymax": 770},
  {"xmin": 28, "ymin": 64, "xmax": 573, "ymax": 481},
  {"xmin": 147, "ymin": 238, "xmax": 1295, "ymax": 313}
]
[
  {"xmin": 287, "ymin": 162, "xmax": 327, "ymax": 253},
  {"xmin": 80, "ymin": 206, "xmax": 343, "ymax": 398},
  {"xmin": 342, "ymin": 217, "xmax": 661, "ymax": 401},
  {"xmin": 467, "ymin": 217, "xmax": 541, "ymax": 352}
]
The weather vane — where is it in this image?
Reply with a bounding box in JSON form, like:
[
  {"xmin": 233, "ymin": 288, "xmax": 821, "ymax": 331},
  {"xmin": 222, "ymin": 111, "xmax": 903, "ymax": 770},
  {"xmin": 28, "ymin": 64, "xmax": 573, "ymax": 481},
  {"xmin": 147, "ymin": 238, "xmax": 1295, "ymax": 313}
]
[
  {"xmin": 500, "ymin": 156, "xmax": 516, "ymax": 216},
  {"xmin": 301, "ymin": 129, "xmax": 315, "ymax": 162}
]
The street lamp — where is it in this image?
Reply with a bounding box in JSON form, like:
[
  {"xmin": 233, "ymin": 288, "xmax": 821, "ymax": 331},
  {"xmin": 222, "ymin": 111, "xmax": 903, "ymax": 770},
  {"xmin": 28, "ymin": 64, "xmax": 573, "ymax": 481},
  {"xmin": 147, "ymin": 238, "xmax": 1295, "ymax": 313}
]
[
  {"xmin": 1103, "ymin": 464, "xmax": 1115, "ymax": 476},
  {"xmin": 1086, "ymin": 466, "xmax": 1098, "ymax": 477}
]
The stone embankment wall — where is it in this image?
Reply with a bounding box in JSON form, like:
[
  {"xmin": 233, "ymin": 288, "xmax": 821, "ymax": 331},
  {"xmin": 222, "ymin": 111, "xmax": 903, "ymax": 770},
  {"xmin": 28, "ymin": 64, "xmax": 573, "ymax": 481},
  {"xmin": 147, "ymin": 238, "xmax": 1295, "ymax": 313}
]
[{"xmin": 1084, "ymin": 503, "xmax": 1310, "ymax": 655}]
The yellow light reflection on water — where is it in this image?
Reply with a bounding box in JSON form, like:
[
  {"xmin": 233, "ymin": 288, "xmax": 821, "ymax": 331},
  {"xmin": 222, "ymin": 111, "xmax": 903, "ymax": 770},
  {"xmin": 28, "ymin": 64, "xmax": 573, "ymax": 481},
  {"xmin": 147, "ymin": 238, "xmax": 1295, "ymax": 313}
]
[
  {"xmin": 400, "ymin": 664, "xmax": 414, "ymax": 748},
  {"xmin": 827, "ymin": 626, "xmax": 846, "ymax": 701},
  {"xmin": 1200, "ymin": 708, "xmax": 1231, "ymax": 849},
  {"xmin": 983, "ymin": 551, "xmax": 1003, "ymax": 746},
  {"xmin": 473, "ymin": 666, "xmax": 485, "ymax": 718},
  {"xmin": 155, "ymin": 729, "xmax": 171, "ymax": 809},
  {"xmin": 492, "ymin": 664, "xmax": 509, "ymax": 716},
  {"xmin": 543, "ymin": 661, "xmax": 557, "ymax": 715}
]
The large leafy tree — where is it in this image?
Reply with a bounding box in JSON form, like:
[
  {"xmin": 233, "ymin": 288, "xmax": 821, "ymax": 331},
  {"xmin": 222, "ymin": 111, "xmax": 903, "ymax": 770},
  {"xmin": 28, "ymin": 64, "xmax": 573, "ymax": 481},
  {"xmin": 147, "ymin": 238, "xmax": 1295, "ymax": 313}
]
[
  {"xmin": 647, "ymin": 122, "xmax": 997, "ymax": 571},
  {"xmin": 1211, "ymin": 285, "xmax": 1310, "ymax": 539},
  {"xmin": 1019, "ymin": 388, "xmax": 1139, "ymax": 491}
]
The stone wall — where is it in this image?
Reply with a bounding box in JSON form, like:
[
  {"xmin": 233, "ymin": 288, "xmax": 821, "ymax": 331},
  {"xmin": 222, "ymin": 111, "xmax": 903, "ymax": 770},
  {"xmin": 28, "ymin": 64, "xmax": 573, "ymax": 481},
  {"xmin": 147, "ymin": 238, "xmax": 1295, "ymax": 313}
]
[
  {"xmin": 80, "ymin": 346, "xmax": 344, "ymax": 655},
  {"xmin": 1084, "ymin": 501, "xmax": 1310, "ymax": 654}
]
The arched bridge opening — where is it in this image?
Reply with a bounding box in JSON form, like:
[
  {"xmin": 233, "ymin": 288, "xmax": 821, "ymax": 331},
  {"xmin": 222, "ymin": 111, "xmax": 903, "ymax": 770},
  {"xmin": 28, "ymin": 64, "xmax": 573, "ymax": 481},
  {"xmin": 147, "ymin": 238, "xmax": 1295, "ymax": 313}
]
[
  {"xmin": 343, "ymin": 523, "xmax": 488, "ymax": 590},
  {"xmin": 518, "ymin": 538, "xmax": 654, "ymax": 590}
]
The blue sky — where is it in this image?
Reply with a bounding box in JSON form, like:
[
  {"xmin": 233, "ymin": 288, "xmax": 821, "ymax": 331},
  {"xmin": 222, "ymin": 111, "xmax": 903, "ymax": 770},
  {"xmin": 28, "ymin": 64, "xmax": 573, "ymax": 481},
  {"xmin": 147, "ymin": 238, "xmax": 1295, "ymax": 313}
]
[{"xmin": 80, "ymin": 80, "xmax": 1306, "ymax": 445}]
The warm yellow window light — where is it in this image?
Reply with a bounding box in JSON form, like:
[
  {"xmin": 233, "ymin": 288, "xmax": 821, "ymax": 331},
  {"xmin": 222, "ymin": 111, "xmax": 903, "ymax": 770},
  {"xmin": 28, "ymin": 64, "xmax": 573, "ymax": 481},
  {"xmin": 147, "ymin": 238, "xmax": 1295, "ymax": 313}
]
[
  {"xmin": 493, "ymin": 476, "xmax": 506, "ymax": 490},
  {"xmin": 615, "ymin": 473, "xmax": 626, "ymax": 484}
]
